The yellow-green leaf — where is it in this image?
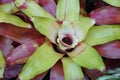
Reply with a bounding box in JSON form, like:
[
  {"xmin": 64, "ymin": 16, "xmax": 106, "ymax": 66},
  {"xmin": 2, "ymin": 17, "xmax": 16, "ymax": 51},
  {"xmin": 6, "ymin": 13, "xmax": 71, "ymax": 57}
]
[
  {"xmin": 0, "ymin": 50, "xmax": 6, "ymax": 78},
  {"xmin": 0, "ymin": 2, "xmax": 18, "ymax": 13},
  {"xmin": 31, "ymin": 16, "xmax": 60, "ymax": 43},
  {"xmin": 84, "ymin": 25, "xmax": 120, "ymax": 46},
  {"xmin": 61, "ymin": 57, "xmax": 84, "ymax": 80},
  {"xmin": 56, "ymin": 0, "xmax": 80, "ymax": 22},
  {"xmin": 15, "ymin": 0, "xmax": 55, "ymax": 20},
  {"xmin": 103, "ymin": 0, "xmax": 120, "ymax": 7},
  {"xmin": 67, "ymin": 43, "xmax": 105, "ymax": 71},
  {"xmin": 0, "ymin": 12, "xmax": 31, "ymax": 28},
  {"xmin": 19, "ymin": 41, "xmax": 63, "ymax": 80}
]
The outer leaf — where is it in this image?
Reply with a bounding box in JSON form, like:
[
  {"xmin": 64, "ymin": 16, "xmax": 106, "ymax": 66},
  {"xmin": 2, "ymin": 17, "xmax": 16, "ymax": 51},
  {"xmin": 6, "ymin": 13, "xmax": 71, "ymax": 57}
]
[
  {"xmin": 4, "ymin": 64, "xmax": 24, "ymax": 79},
  {"xmin": 15, "ymin": 0, "xmax": 55, "ymax": 20},
  {"xmin": 37, "ymin": 0, "xmax": 56, "ymax": 17},
  {"xmin": 0, "ymin": 2, "xmax": 18, "ymax": 13},
  {"xmin": 56, "ymin": 0, "xmax": 80, "ymax": 22},
  {"xmin": 0, "ymin": 50, "xmax": 6, "ymax": 78},
  {"xmin": 0, "ymin": 0, "xmax": 13, "ymax": 4},
  {"xmin": 18, "ymin": 41, "xmax": 63, "ymax": 80},
  {"xmin": 83, "ymin": 68, "xmax": 103, "ymax": 80},
  {"xmin": 6, "ymin": 38, "xmax": 45, "ymax": 65},
  {"xmin": 61, "ymin": 57, "xmax": 84, "ymax": 80},
  {"xmin": 50, "ymin": 61, "xmax": 64, "ymax": 80},
  {"xmin": 105, "ymin": 59, "xmax": 120, "ymax": 70},
  {"xmin": 32, "ymin": 71, "xmax": 48, "ymax": 80},
  {"xmin": 84, "ymin": 25, "xmax": 120, "ymax": 46},
  {"xmin": 0, "ymin": 12, "xmax": 31, "ymax": 28},
  {"xmin": 31, "ymin": 16, "xmax": 60, "ymax": 43},
  {"xmin": 94, "ymin": 40, "xmax": 120, "ymax": 59},
  {"xmin": 0, "ymin": 23, "xmax": 44, "ymax": 44},
  {"xmin": 89, "ymin": 6, "xmax": 120, "ymax": 25},
  {"xmin": 67, "ymin": 43, "xmax": 105, "ymax": 71},
  {"xmin": 0, "ymin": 36, "xmax": 13, "ymax": 57},
  {"xmin": 103, "ymin": 0, "xmax": 120, "ymax": 7}
]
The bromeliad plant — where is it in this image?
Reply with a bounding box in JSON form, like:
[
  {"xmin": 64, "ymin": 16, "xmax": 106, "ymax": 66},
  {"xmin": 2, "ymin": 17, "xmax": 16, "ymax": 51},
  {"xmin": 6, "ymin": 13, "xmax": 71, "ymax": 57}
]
[{"xmin": 0, "ymin": 0, "xmax": 120, "ymax": 80}]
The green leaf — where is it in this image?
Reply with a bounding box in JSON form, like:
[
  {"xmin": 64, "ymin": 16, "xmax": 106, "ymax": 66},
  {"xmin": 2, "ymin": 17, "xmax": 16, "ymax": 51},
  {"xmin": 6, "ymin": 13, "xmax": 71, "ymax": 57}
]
[
  {"xmin": 19, "ymin": 41, "xmax": 63, "ymax": 80},
  {"xmin": 31, "ymin": 16, "xmax": 60, "ymax": 43},
  {"xmin": 67, "ymin": 43, "xmax": 105, "ymax": 71},
  {"xmin": 56, "ymin": 0, "xmax": 80, "ymax": 22},
  {"xmin": 0, "ymin": 12, "xmax": 31, "ymax": 28},
  {"xmin": 0, "ymin": 2, "xmax": 18, "ymax": 14},
  {"xmin": 84, "ymin": 25, "xmax": 120, "ymax": 46},
  {"xmin": 0, "ymin": 50, "xmax": 6, "ymax": 78},
  {"xmin": 61, "ymin": 57, "xmax": 84, "ymax": 80},
  {"xmin": 73, "ymin": 16, "xmax": 95, "ymax": 42},
  {"xmin": 15, "ymin": 0, "xmax": 55, "ymax": 20},
  {"xmin": 103, "ymin": 0, "xmax": 120, "ymax": 7}
]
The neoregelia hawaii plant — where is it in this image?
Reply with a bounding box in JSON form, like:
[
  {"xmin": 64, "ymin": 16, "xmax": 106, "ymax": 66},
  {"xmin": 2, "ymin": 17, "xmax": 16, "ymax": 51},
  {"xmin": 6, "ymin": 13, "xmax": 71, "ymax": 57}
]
[{"xmin": 0, "ymin": 0, "xmax": 120, "ymax": 80}]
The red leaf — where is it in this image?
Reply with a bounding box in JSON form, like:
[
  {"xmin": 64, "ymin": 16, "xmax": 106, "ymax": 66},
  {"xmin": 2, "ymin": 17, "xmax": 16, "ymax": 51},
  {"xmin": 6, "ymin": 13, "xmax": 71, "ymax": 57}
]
[
  {"xmin": 94, "ymin": 40, "xmax": 120, "ymax": 59},
  {"xmin": 0, "ymin": 23, "xmax": 44, "ymax": 44},
  {"xmin": 89, "ymin": 6, "xmax": 120, "ymax": 25},
  {"xmin": 6, "ymin": 38, "xmax": 45, "ymax": 65},
  {"xmin": 50, "ymin": 61, "xmax": 64, "ymax": 80}
]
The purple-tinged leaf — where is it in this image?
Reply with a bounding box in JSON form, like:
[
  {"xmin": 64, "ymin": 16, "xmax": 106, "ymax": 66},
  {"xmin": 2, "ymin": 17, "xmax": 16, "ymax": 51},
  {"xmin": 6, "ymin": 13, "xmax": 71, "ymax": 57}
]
[
  {"xmin": 35, "ymin": 0, "xmax": 56, "ymax": 17},
  {"xmin": 105, "ymin": 59, "xmax": 120, "ymax": 70},
  {"xmin": 89, "ymin": 6, "xmax": 120, "ymax": 25},
  {"xmin": 6, "ymin": 38, "xmax": 45, "ymax": 65},
  {"xmin": 32, "ymin": 71, "xmax": 48, "ymax": 80},
  {"xmin": 0, "ymin": 0, "xmax": 13, "ymax": 5},
  {"xmin": 83, "ymin": 68, "xmax": 103, "ymax": 80},
  {"xmin": 94, "ymin": 40, "xmax": 120, "ymax": 59},
  {"xmin": 50, "ymin": 61, "xmax": 64, "ymax": 80},
  {"xmin": 4, "ymin": 64, "xmax": 24, "ymax": 79},
  {"xmin": 0, "ymin": 23, "xmax": 44, "ymax": 44},
  {"xmin": 0, "ymin": 36, "xmax": 13, "ymax": 57}
]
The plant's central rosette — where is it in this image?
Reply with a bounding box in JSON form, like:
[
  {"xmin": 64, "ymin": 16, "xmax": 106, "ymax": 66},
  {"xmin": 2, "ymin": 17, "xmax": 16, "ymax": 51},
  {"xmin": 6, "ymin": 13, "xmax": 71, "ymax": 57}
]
[{"xmin": 57, "ymin": 21, "xmax": 80, "ymax": 50}]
